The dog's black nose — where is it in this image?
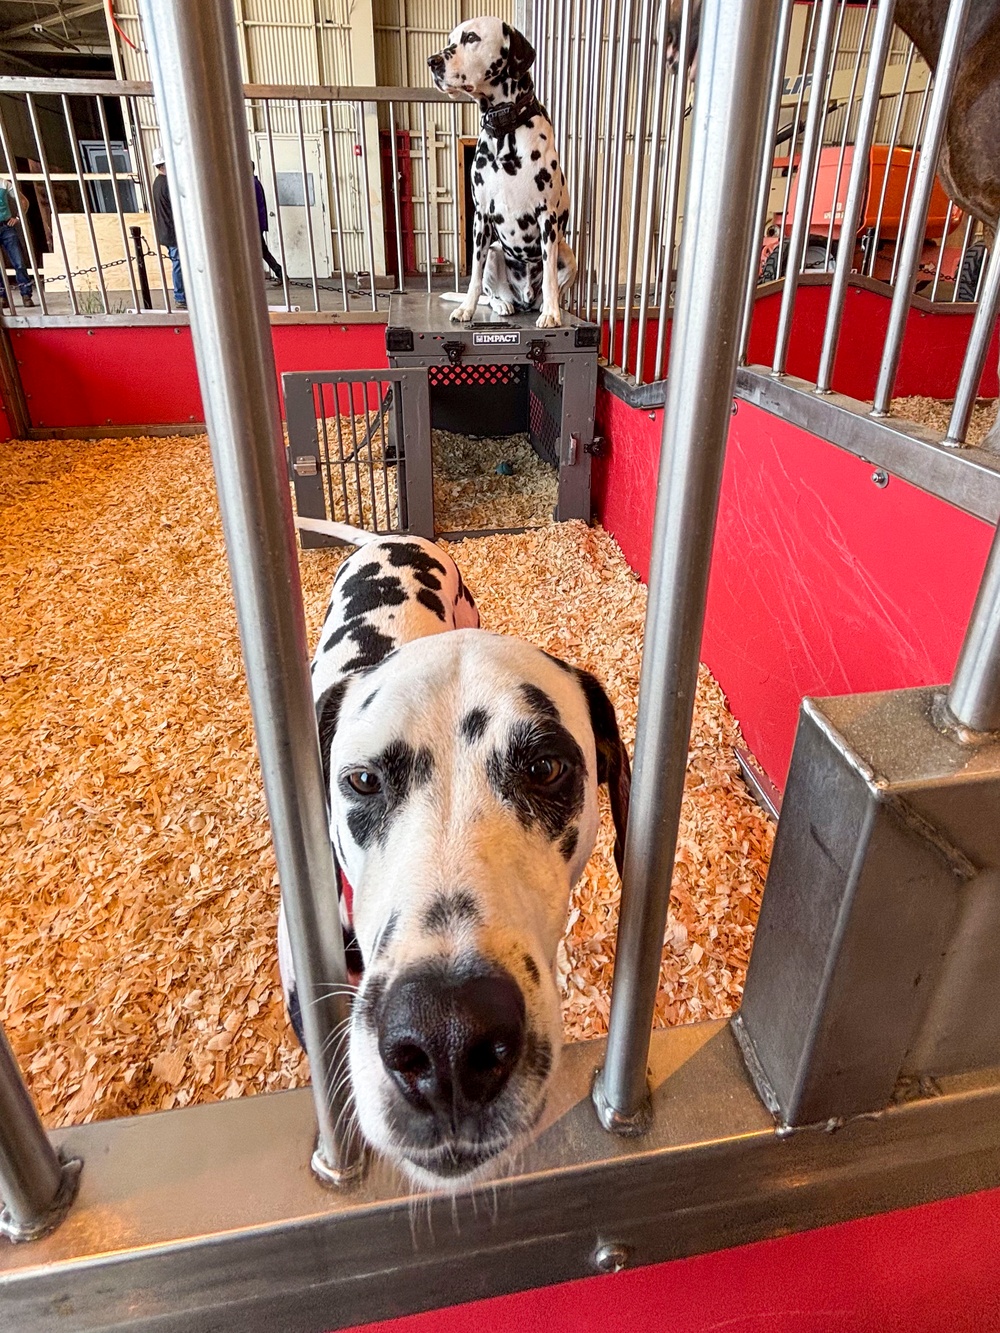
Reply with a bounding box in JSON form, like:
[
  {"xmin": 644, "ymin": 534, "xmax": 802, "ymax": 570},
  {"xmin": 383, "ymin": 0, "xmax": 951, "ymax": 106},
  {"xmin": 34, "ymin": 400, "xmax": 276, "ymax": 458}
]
[
  {"xmin": 427, "ymin": 53, "xmax": 445, "ymax": 74},
  {"xmin": 378, "ymin": 967, "xmax": 525, "ymax": 1130}
]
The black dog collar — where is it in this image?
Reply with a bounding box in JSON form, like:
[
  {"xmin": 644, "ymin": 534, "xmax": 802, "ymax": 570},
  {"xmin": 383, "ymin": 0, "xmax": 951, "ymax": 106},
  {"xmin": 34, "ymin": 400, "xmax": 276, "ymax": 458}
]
[{"xmin": 481, "ymin": 92, "xmax": 547, "ymax": 138}]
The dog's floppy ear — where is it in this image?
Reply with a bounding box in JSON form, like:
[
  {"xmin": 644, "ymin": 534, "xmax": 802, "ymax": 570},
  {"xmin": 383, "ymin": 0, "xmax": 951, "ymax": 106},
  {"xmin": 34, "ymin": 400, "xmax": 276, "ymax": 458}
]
[
  {"xmin": 315, "ymin": 679, "xmax": 348, "ymax": 801},
  {"xmin": 574, "ymin": 667, "xmax": 632, "ymax": 881},
  {"xmin": 502, "ymin": 22, "xmax": 536, "ymax": 79}
]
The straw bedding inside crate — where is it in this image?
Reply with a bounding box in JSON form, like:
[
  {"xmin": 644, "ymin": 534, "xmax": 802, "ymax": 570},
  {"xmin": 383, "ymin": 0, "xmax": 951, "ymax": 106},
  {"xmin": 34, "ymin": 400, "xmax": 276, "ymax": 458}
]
[
  {"xmin": 0, "ymin": 434, "xmax": 772, "ymax": 1127},
  {"xmin": 891, "ymin": 396, "xmax": 998, "ymax": 445}
]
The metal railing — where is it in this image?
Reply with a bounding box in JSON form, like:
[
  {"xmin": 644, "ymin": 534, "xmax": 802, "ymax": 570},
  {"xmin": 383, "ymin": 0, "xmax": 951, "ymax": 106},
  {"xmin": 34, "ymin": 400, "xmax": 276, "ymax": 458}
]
[{"xmin": 0, "ymin": 74, "xmax": 476, "ymax": 319}]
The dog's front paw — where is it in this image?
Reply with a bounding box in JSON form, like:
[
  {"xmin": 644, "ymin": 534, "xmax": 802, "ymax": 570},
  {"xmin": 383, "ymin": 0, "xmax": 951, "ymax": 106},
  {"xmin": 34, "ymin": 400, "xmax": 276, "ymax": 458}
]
[
  {"xmin": 450, "ymin": 302, "xmax": 477, "ymax": 323},
  {"xmin": 490, "ymin": 297, "xmax": 515, "ymax": 316},
  {"xmin": 535, "ymin": 307, "xmax": 562, "ymax": 329}
]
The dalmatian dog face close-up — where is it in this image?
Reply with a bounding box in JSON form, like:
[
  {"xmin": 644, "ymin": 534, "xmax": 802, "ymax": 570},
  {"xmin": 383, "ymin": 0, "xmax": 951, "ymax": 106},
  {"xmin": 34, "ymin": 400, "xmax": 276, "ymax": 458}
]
[
  {"xmin": 427, "ymin": 17, "xmax": 577, "ymax": 329},
  {"xmin": 279, "ymin": 526, "xmax": 630, "ymax": 1189}
]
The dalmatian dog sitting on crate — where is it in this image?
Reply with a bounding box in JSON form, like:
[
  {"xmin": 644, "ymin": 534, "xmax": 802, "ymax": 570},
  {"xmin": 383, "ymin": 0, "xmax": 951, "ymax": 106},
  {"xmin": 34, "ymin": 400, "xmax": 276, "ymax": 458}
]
[
  {"xmin": 279, "ymin": 518, "xmax": 630, "ymax": 1189},
  {"xmin": 428, "ymin": 17, "xmax": 577, "ymax": 329}
]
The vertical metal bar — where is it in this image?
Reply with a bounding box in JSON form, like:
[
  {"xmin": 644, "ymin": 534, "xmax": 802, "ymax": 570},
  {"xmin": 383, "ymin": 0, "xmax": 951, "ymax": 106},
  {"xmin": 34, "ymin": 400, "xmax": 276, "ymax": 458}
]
[
  {"xmin": 634, "ymin": 0, "xmax": 672, "ymax": 385},
  {"xmin": 929, "ymin": 199, "xmax": 955, "ymax": 302},
  {"xmin": 378, "ymin": 380, "xmax": 393, "ymax": 529},
  {"xmin": 25, "ymin": 94, "xmax": 79, "ymax": 315},
  {"xmin": 944, "ymin": 239, "xmax": 1000, "ymax": 445},
  {"xmin": 582, "ymin": 0, "xmax": 608, "ymax": 319},
  {"xmin": 948, "ymin": 511, "xmax": 1000, "ymax": 730},
  {"xmin": 888, "ymin": 77, "xmax": 933, "ymax": 286},
  {"xmin": 388, "ymin": 103, "xmax": 406, "ymax": 291},
  {"xmin": 774, "ymin": 1, "xmax": 820, "ymax": 281},
  {"xmin": 449, "ymin": 101, "xmax": 462, "ymax": 296},
  {"xmin": 816, "ymin": 0, "xmax": 898, "ymax": 392},
  {"xmin": 141, "ymin": 0, "xmax": 359, "ymax": 1184},
  {"xmin": 128, "ymin": 95, "xmax": 172, "ymax": 311},
  {"xmin": 593, "ymin": 0, "xmax": 782, "ymax": 1130},
  {"xmin": 872, "ymin": 0, "xmax": 973, "ymax": 415},
  {"xmin": 323, "ymin": 100, "xmax": 350, "ymax": 313},
  {"xmin": 864, "ymin": 40, "xmax": 915, "ymax": 276},
  {"xmin": 419, "ymin": 103, "xmax": 433, "ymax": 294},
  {"xmin": 771, "ymin": 0, "xmax": 840, "ymax": 377},
  {"xmin": 653, "ymin": 0, "xmax": 692, "ymax": 382},
  {"xmin": 822, "ymin": 0, "xmax": 875, "ymax": 270},
  {"xmin": 620, "ymin": 0, "xmax": 655, "ymax": 378},
  {"xmin": 802, "ymin": 0, "xmax": 848, "ymax": 238},
  {"xmin": 0, "ymin": 102, "xmax": 48, "ymax": 314},
  {"xmin": 62, "ymin": 94, "xmax": 113, "ymax": 315},
  {"xmin": 951, "ymin": 212, "xmax": 975, "ymax": 303},
  {"xmin": 295, "ymin": 99, "xmax": 321, "ymax": 312},
  {"xmin": 567, "ymin": 0, "xmax": 585, "ymax": 277},
  {"xmin": 739, "ymin": 0, "xmax": 796, "ymax": 363},
  {"xmin": 0, "ymin": 1023, "xmax": 80, "ymax": 1242},
  {"xmin": 594, "ymin": 0, "xmax": 623, "ymax": 330},
  {"xmin": 96, "ymin": 94, "xmax": 142, "ymax": 312},
  {"xmin": 605, "ymin": 0, "xmax": 636, "ymax": 368},
  {"xmin": 262, "ymin": 99, "xmax": 292, "ymax": 311},
  {"xmin": 354, "ymin": 102, "xmax": 379, "ymax": 313}
]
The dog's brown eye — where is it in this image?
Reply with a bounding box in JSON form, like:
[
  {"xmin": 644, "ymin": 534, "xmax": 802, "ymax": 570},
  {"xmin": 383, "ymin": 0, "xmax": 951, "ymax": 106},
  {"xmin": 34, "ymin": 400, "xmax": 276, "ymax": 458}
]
[
  {"xmin": 347, "ymin": 769, "xmax": 381, "ymax": 795},
  {"xmin": 528, "ymin": 757, "xmax": 567, "ymax": 785}
]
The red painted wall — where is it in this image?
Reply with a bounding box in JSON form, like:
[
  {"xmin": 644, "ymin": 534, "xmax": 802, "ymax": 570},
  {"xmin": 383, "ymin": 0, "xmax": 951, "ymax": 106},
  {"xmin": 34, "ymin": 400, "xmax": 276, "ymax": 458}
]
[
  {"xmin": 594, "ymin": 391, "xmax": 993, "ymax": 786},
  {"xmin": 340, "ymin": 1185, "xmax": 1000, "ymax": 1333},
  {"xmin": 11, "ymin": 321, "xmax": 388, "ymax": 431}
]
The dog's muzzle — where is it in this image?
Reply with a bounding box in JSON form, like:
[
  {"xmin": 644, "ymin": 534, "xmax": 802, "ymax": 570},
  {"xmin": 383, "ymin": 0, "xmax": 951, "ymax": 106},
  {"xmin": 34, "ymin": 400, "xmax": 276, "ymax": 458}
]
[
  {"xmin": 377, "ymin": 963, "xmax": 525, "ymax": 1154},
  {"xmin": 427, "ymin": 53, "xmax": 446, "ymax": 79}
]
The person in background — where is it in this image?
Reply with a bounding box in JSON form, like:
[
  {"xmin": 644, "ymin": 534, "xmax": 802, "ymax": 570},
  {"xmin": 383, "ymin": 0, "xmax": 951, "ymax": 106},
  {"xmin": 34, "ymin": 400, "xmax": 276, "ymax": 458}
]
[
  {"xmin": 0, "ymin": 176, "xmax": 34, "ymax": 308},
  {"xmin": 252, "ymin": 164, "xmax": 283, "ymax": 287},
  {"xmin": 151, "ymin": 146, "xmax": 185, "ymax": 309}
]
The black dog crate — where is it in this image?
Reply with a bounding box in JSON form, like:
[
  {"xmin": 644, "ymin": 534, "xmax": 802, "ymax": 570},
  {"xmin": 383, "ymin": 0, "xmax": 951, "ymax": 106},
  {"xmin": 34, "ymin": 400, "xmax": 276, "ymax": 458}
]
[{"xmin": 284, "ymin": 293, "xmax": 599, "ymax": 546}]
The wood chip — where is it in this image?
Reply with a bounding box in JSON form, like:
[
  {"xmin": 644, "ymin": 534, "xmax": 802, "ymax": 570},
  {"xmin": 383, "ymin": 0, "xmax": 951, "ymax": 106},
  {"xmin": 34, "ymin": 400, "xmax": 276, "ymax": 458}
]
[
  {"xmin": 891, "ymin": 395, "xmax": 998, "ymax": 445},
  {"xmin": 0, "ymin": 434, "xmax": 772, "ymax": 1127}
]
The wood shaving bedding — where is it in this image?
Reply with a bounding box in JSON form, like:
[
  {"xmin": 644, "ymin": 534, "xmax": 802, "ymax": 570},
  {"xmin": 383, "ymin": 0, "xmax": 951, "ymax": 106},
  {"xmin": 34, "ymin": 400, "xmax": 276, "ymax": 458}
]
[
  {"xmin": 433, "ymin": 429, "xmax": 557, "ymax": 532},
  {"xmin": 0, "ymin": 434, "xmax": 772, "ymax": 1128},
  {"xmin": 891, "ymin": 396, "xmax": 998, "ymax": 445}
]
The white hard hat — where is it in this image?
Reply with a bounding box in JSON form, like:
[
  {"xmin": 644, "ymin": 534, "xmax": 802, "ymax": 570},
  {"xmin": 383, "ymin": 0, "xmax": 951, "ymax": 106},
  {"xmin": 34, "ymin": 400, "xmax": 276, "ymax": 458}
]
[{"xmin": 152, "ymin": 146, "xmax": 166, "ymax": 167}]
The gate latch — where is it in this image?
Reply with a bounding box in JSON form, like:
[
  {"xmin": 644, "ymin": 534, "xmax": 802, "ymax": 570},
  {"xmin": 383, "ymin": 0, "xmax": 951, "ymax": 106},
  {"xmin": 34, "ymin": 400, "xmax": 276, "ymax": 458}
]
[
  {"xmin": 527, "ymin": 339, "xmax": 547, "ymax": 365},
  {"xmin": 585, "ymin": 436, "xmax": 606, "ymax": 458},
  {"xmin": 292, "ymin": 455, "xmax": 318, "ymax": 476},
  {"xmin": 442, "ymin": 340, "xmax": 464, "ymax": 366}
]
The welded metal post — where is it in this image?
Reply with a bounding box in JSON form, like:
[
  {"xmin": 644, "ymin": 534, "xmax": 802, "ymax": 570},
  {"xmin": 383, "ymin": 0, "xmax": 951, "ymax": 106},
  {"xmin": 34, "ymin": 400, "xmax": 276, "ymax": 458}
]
[
  {"xmin": 948, "ymin": 514, "xmax": 1000, "ymax": 731},
  {"xmin": 872, "ymin": 0, "xmax": 973, "ymax": 415},
  {"xmin": 771, "ymin": 0, "xmax": 839, "ymax": 376},
  {"xmin": 593, "ymin": 0, "xmax": 782, "ymax": 1130},
  {"xmin": 0, "ymin": 1024, "xmax": 80, "ymax": 1242},
  {"xmin": 944, "ymin": 240, "xmax": 1000, "ymax": 446},
  {"xmin": 140, "ymin": 0, "xmax": 359, "ymax": 1183},
  {"xmin": 816, "ymin": 0, "xmax": 898, "ymax": 391}
]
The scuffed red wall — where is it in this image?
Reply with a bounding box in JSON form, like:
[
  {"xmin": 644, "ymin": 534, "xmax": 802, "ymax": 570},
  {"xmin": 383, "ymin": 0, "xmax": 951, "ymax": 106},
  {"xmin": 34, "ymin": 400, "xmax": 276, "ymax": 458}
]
[
  {"xmin": 594, "ymin": 389, "xmax": 993, "ymax": 786},
  {"xmin": 10, "ymin": 321, "xmax": 388, "ymax": 431}
]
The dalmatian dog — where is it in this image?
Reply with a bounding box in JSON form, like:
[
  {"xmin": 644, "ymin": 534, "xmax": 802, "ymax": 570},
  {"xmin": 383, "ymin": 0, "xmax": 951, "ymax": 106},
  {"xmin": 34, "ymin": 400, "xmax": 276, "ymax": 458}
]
[
  {"xmin": 428, "ymin": 17, "xmax": 577, "ymax": 329},
  {"xmin": 280, "ymin": 518, "xmax": 630, "ymax": 1189}
]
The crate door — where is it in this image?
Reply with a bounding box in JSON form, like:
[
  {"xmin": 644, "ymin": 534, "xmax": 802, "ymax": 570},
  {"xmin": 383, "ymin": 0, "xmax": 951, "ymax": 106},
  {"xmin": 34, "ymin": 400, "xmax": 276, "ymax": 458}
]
[{"xmin": 283, "ymin": 369, "xmax": 433, "ymax": 546}]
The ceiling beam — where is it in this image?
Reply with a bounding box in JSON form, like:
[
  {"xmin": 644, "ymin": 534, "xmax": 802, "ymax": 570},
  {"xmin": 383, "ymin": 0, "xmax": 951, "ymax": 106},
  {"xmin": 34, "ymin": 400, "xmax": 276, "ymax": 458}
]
[{"xmin": 1, "ymin": 2, "xmax": 106, "ymax": 42}]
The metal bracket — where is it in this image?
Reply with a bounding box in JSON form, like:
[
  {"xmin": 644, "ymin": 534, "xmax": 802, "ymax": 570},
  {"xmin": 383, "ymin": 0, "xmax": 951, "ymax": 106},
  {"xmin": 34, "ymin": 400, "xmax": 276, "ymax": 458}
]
[
  {"xmin": 442, "ymin": 340, "xmax": 464, "ymax": 366},
  {"xmin": 585, "ymin": 435, "xmax": 606, "ymax": 458},
  {"xmin": 291, "ymin": 455, "xmax": 317, "ymax": 477},
  {"xmin": 527, "ymin": 338, "xmax": 548, "ymax": 365}
]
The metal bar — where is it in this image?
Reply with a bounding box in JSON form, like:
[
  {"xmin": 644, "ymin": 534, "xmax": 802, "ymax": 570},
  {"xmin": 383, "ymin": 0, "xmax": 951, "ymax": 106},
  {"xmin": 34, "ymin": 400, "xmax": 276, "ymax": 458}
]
[
  {"xmin": 378, "ymin": 380, "xmax": 393, "ymax": 529},
  {"xmin": 738, "ymin": 0, "xmax": 796, "ymax": 363},
  {"xmin": 140, "ymin": 0, "xmax": 358, "ymax": 1183},
  {"xmin": 419, "ymin": 103, "xmax": 433, "ymax": 295},
  {"xmin": 593, "ymin": 0, "xmax": 622, "ymax": 330},
  {"xmin": 294, "ymin": 99, "xmax": 321, "ymax": 312},
  {"xmin": 774, "ymin": 1, "xmax": 819, "ymax": 282},
  {"xmin": 944, "ymin": 240, "xmax": 1000, "ymax": 446},
  {"xmin": 950, "ymin": 212, "xmax": 975, "ymax": 303},
  {"xmin": 604, "ymin": 0, "xmax": 636, "ymax": 366},
  {"xmin": 61, "ymin": 93, "xmax": 112, "ymax": 315},
  {"xmin": 816, "ymin": 0, "xmax": 898, "ymax": 392},
  {"xmin": 582, "ymin": 0, "xmax": 608, "ymax": 319},
  {"xmin": 388, "ymin": 103, "xmax": 406, "ymax": 291},
  {"xmin": 0, "ymin": 76, "xmax": 467, "ymax": 102},
  {"xmin": 96, "ymin": 93, "xmax": 142, "ymax": 312},
  {"xmin": 620, "ymin": 0, "xmax": 655, "ymax": 378},
  {"xmin": 865, "ymin": 41, "xmax": 914, "ymax": 276},
  {"xmin": 822, "ymin": 0, "xmax": 875, "ymax": 271},
  {"xmin": 771, "ymin": 0, "xmax": 840, "ymax": 377},
  {"xmin": 262, "ymin": 99, "xmax": 292, "ymax": 312},
  {"xmin": 449, "ymin": 101, "xmax": 461, "ymax": 295},
  {"xmin": 634, "ymin": 0, "xmax": 672, "ymax": 385},
  {"xmin": 567, "ymin": 0, "xmax": 585, "ymax": 277},
  {"xmin": 354, "ymin": 101, "xmax": 380, "ymax": 313},
  {"xmin": 653, "ymin": 0, "xmax": 693, "ymax": 382},
  {"xmin": 0, "ymin": 1024, "xmax": 79, "ymax": 1242},
  {"xmin": 594, "ymin": 0, "xmax": 783, "ymax": 1129},
  {"xmin": 872, "ymin": 0, "xmax": 974, "ymax": 415},
  {"xmin": 929, "ymin": 198, "xmax": 955, "ymax": 302},
  {"xmin": 949, "ymin": 511, "xmax": 1000, "ymax": 731},
  {"xmin": 127, "ymin": 94, "xmax": 172, "ymax": 312},
  {"xmin": 888, "ymin": 76, "xmax": 933, "ymax": 286},
  {"xmin": 25, "ymin": 94, "xmax": 78, "ymax": 315},
  {"xmin": 0, "ymin": 100, "xmax": 47, "ymax": 314},
  {"xmin": 324, "ymin": 100, "xmax": 350, "ymax": 313},
  {"xmin": 801, "ymin": 0, "xmax": 848, "ymax": 236}
]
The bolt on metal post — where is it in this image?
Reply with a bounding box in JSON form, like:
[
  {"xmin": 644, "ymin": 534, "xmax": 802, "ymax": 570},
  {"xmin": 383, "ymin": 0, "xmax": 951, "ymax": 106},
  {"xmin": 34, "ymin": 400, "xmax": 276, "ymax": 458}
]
[
  {"xmin": 140, "ymin": 0, "xmax": 360, "ymax": 1183},
  {"xmin": 593, "ymin": 0, "xmax": 783, "ymax": 1130}
]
